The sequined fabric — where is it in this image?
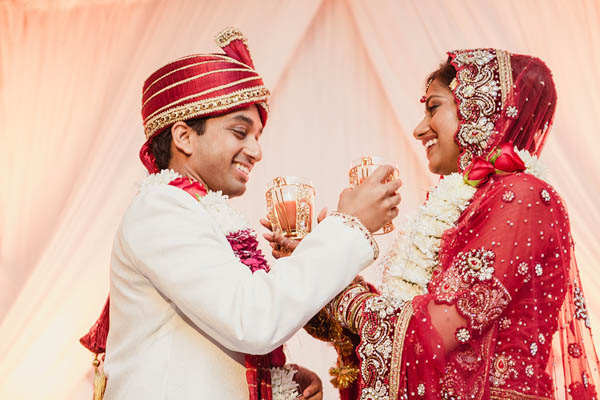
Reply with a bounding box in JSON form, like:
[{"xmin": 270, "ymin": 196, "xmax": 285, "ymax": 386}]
[
  {"xmin": 406, "ymin": 173, "xmax": 571, "ymax": 399},
  {"xmin": 322, "ymin": 49, "xmax": 598, "ymax": 400}
]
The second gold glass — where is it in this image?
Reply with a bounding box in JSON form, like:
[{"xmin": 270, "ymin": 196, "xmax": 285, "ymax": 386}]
[
  {"xmin": 266, "ymin": 176, "xmax": 315, "ymax": 240},
  {"xmin": 349, "ymin": 156, "xmax": 399, "ymax": 235}
]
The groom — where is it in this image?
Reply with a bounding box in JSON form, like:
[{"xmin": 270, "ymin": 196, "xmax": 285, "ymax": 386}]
[{"xmin": 81, "ymin": 28, "xmax": 401, "ymax": 400}]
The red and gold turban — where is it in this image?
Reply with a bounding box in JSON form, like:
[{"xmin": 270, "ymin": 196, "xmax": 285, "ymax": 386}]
[{"xmin": 139, "ymin": 27, "xmax": 270, "ymax": 173}]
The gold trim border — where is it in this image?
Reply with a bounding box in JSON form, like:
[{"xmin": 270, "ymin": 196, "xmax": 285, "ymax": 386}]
[
  {"xmin": 389, "ymin": 302, "xmax": 414, "ymax": 399},
  {"xmin": 145, "ymin": 76, "xmax": 263, "ymax": 121},
  {"xmin": 328, "ymin": 212, "xmax": 380, "ymax": 260},
  {"xmin": 490, "ymin": 388, "xmax": 551, "ymax": 400},
  {"xmin": 216, "ymin": 27, "xmax": 247, "ymax": 48},
  {"xmin": 496, "ymin": 49, "xmax": 513, "ymax": 110},
  {"xmin": 143, "ymin": 85, "xmax": 269, "ymax": 139}
]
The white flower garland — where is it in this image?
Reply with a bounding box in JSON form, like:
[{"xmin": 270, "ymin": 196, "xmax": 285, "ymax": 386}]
[
  {"xmin": 198, "ymin": 190, "xmax": 250, "ymax": 235},
  {"xmin": 380, "ymin": 149, "xmax": 546, "ymax": 302},
  {"xmin": 139, "ymin": 168, "xmax": 181, "ymax": 190},
  {"xmin": 139, "ymin": 169, "xmax": 249, "ymax": 235},
  {"xmin": 139, "ymin": 169, "xmax": 299, "ymax": 397},
  {"xmin": 516, "ymin": 148, "xmax": 548, "ymax": 181},
  {"xmin": 270, "ymin": 366, "xmax": 301, "ymax": 400}
]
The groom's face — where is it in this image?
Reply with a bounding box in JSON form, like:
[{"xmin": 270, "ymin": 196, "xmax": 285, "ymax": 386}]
[{"xmin": 189, "ymin": 105, "xmax": 264, "ymax": 198}]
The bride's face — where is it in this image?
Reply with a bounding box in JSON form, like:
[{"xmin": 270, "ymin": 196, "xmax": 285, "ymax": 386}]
[{"xmin": 413, "ymin": 78, "xmax": 461, "ymax": 175}]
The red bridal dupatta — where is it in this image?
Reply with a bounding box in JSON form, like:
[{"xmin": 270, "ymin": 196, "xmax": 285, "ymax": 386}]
[{"xmin": 322, "ymin": 49, "xmax": 600, "ymax": 400}]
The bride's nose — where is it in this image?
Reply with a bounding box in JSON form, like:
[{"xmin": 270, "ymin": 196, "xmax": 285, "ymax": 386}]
[{"xmin": 413, "ymin": 117, "xmax": 430, "ymax": 140}]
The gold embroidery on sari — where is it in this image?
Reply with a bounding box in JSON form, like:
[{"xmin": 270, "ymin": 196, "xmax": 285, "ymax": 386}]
[
  {"xmin": 357, "ymin": 295, "xmax": 406, "ymax": 400},
  {"xmin": 490, "ymin": 387, "xmax": 552, "ymax": 400},
  {"xmin": 389, "ymin": 302, "xmax": 414, "ymax": 399},
  {"xmin": 452, "ymin": 49, "xmax": 501, "ymax": 157},
  {"xmin": 496, "ymin": 49, "xmax": 513, "ymax": 110},
  {"xmin": 456, "ymin": 278, "xmax": 511, "ymax": 333}
]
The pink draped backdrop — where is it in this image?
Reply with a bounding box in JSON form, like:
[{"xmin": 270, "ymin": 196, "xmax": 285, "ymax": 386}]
[{"xmin": 1, "ymin": 0, "xmax": 599, "ymax": 398}]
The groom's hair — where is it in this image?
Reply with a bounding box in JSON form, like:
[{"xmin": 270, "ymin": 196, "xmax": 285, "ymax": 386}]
[{"xmin": 150, "ymin": 117, "xmax": 207, "ymax": 170}]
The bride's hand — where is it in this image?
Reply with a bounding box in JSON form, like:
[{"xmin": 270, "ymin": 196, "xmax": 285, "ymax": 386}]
[{"xmin": 260, "ymin": 208, "xmax": 327, "ymax": 259}]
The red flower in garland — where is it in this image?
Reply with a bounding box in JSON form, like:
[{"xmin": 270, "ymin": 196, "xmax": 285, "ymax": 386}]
[
  {"xmin": 464, "ymin": 142, "xmax": 526, "ymax": 187},
  {"xmin": 492, "ymin": 142, "xmax": 526, "ymax": 173},
  {"xmin": 226, "ymin": 229, "xmax": 269, "ymax": 273},
  {"xmin": 464, "ymin": 156, "xmax": 496, "ymax": 187}
]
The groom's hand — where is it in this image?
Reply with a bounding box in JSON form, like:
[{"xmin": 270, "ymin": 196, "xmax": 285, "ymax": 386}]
[
  {"xmin": 287, "ymin": 364, "xmax": 323, "ymax": 400},
  {"xmin": 337, "ymin": 165, "xmax": 402, "ymax": 232}
]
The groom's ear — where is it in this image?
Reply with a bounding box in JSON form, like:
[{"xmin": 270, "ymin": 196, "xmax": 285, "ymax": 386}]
[{"xmin": 171, "ymin": 121, "xmax": 195, "ymax": 156}]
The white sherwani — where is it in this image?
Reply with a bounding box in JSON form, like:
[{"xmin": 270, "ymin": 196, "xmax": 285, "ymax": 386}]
[{"xmin": 103, "ymin": 183, "xmax": 375, "ymax": 399}]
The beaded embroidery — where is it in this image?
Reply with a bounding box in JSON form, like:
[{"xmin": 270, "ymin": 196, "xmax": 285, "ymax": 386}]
[
  {"xmin": 525, "ymin": 365, "xmax": 535, "ymax": 378},
  {"xmin": 329, "ymin": 212, "xmax": 379, "ymax": 259},
  {"xmin": 449, "ymin": 49, "xmax": 514, "ymax": 171},
  {"xmin": 535, "ymin": 263, "xmax": 543, "ymax": 276},
  {"xmin": 540, "ymin": 189, "xmax": 551, "ymax": 204},
  {"xmin": 530, "ymin": 342, "xmax": 538, "ymax": 356},
  {"xmin": 456, "ymin": 279, "xmax": 511, "ymax": 333},
  {"xmin": 506, "ymin": 106, "xmax": 518, "ymax": 119},
  {"xmin": 568, "ymin": 343, "xmax": 583, "ymax": 358},
  {"xmin": 573, "ymin": 282, "xmax": 592, "ymax": 329},
  {"xmin": 216, "ymin": 27, "xmax": 248, "ymax": 48},
  {"xmin": 490, "ymin": 353, "xmax": 518, "ymax": 386},
  {"xmin": 456, "ymin": 247, "xmax": 496, "ymax": 282},
  {"xmin": 502, "ymin": 190, "xmax": 516, "ymax": 202},
  {"xmin": 452, "ymin": 49, "xmax": 502, "ymax": 158},
  {"xmin": 518, "ymin": 262, "xmax": 529, "ymax": 276},
  {"xmin": 455, "ymin": 327, "xmax": 471, "ymax": 343},
  {"xmin": 356, "ymin": 295, "xmax": 407, "ymax": 400}
]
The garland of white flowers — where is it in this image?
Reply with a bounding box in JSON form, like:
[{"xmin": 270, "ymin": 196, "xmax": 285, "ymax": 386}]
[
  {"xmin": 379, "ymin": 148, "xmax": 547, "ymax": 302},
  {"xmin": 139, "ymin": 169, "xmax": 249, "ymax": 235},
  {"xmin": 139, "ymin": 169, "xmax": 300, "ymax": 400},
  {"xmin": 271, "ymin": 367, "xmax": 301, "ymax": 400}
]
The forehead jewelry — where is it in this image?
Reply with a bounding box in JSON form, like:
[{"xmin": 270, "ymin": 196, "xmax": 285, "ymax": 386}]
[
  {"xmin": 421, "ymin": 78, "xmax": 434, "ymax": 103},
  {"xmin": 449, "ymin": 77, "xmax": 458, "ymax": 91},
  {"xmin": 425, "ymin": 78, "xmax": 434, "ymax": 93}
]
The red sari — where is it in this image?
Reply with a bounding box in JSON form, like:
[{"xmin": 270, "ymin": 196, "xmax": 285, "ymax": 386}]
[
  {"xmin": 322, "ymin": 49, "xmax": 600, "ymax": 400},
  {"xmin": 408, "ymin": 171, "xmax": 572, "ymax": 399},
  {"xmin": 330, "ymin": 171, "xmax": 598, "ymax": 400}
]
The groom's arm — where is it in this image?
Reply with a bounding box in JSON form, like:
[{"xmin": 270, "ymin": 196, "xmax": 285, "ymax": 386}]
[{"xmin": 121, "ymin": 184, "xmax": 377, "ymax": 354}]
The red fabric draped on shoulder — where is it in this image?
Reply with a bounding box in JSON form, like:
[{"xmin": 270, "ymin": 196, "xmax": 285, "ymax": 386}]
[{"xmin": 403, "ymin": 172, "xmax": 571, "ymax": 399}]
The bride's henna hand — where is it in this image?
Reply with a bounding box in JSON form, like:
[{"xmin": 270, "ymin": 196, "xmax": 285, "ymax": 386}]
[{"xmin": 260, "ymin": 208, "xmax": 327, "ymax": 258}]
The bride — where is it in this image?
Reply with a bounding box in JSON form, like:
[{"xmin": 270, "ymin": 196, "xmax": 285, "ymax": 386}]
[{"xmin": 265, "ymin": 49, "xmax": 600, "ymax": 400}]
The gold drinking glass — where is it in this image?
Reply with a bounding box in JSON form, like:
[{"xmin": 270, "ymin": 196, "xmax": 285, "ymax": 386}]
[
  {"xmin": 266, "ymin": 176, "xmax": 315, "ymax": 240},
  {"xmin": 349, "ymin": 156, "xmax": 399, "ymax": 235}
]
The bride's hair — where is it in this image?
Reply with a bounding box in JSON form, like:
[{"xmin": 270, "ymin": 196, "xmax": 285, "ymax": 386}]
[{"xmin": 426, "ymin": 57, "xmax": 456, "ymax": 88}]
